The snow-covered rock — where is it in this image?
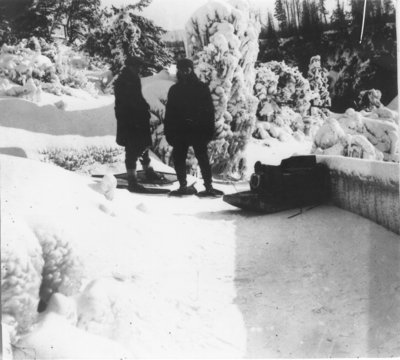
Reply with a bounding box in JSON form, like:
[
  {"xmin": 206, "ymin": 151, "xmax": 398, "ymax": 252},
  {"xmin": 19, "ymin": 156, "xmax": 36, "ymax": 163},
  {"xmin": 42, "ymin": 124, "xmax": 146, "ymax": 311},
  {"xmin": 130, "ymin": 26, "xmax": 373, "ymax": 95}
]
[{"xmin": 313, "ymin": 108, "xmax": 398, "ymax": 161}]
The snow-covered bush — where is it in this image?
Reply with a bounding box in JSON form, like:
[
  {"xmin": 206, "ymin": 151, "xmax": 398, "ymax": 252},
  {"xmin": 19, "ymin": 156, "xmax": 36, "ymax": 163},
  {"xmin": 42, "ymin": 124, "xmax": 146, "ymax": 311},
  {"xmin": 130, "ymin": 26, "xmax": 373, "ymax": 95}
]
[
  {"xmin": 33, "ymin": 225, "xmax": 84, "ymax": 307},
  {"xmin": 185, "ymin": 0, "xmax": 260, "ymax": 177},
  {"xmin": 253, "ymin": 60, "xmax": 315, "ymax": 142},
  {"xmin": 357, "ymin": 88, "xmax": 383, "ymax": 111},
  {"xmin": 0, "ymin": 37, "xmax": 102, "ymax": 99},
  {"xmin": 313, "ymin": 107, "xmax": 399, "ymax": 162},
  {"xmin": 0, "ymin": 39, "xmax": 53, "ymax": 89},
  {"xmin": 40, "ymin": 146, "xmax": 124, "ymax": 172},
  {"xmin": 1, "ymin": 216, "xmax": 44, "ymax": 341},
  {"xmin": 1, "ymin": 217, "xmax": 85, "ymax": 345}
]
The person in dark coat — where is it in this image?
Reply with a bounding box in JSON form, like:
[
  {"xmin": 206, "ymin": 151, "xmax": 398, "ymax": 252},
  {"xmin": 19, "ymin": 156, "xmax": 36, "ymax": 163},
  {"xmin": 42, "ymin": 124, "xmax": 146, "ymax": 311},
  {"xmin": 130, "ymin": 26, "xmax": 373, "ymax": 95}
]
[
  {"xmin": 164, "ymin": 58, "xmax": 224, "ymax": 196},
  {"xmin": 114, "ymin": 56, "xmax": 160, "ymax": 192}
]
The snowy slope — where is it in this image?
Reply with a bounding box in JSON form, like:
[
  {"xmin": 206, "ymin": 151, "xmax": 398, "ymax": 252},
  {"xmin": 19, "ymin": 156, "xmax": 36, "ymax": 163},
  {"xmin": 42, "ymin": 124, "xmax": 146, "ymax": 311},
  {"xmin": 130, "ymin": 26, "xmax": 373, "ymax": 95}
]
[{"xmin": 2, "ymin": 153, "xmax": 399, "ymax": 358}]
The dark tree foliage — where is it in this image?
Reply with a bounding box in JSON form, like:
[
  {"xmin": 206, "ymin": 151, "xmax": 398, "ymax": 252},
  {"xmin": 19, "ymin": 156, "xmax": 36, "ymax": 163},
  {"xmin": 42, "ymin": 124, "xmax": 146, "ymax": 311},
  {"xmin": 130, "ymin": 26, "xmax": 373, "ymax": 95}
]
[
  {"xmin": 330, "ymin": 0, "xmax": 348, "ymax": 32},
  {"xmin": 0, "ymin": 0, "xmax": 101, "ymax": 43},
  {"xmin": 301, "ymin": 0, "xmax": 323, "ymax": 39},
  {"xmin": 84, "ymin": 1, "xmax": 172, "ymax": 75},
  {"xmin": 318, "ymin": 0, "xmax": 328, "ymax": 24},
  {"xmin": 274, "ymin": 0, "xmax": 288, "ymax": 33},
  {"xmin": 259, "ymin": 0, "xmax": 396, "ymax": 112},
  {"xmin": 64, "ymin": 0, "xmax": 102, "ymax": 44},
  {"xmin": 0, "ymin": 0, "xmax": 34, "ymax": 43}
]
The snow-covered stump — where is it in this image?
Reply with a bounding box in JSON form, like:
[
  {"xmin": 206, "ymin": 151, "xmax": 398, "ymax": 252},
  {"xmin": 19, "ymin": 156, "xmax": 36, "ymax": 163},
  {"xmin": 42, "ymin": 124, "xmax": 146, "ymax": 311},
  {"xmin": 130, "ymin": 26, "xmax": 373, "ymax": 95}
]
[
  {"xmin": 317, "ymin": 156, "xmax": 400, "ymax": 235},
  {"xmin": 185, "ymin": 0, "xmax": 260, "ymax": 178}
]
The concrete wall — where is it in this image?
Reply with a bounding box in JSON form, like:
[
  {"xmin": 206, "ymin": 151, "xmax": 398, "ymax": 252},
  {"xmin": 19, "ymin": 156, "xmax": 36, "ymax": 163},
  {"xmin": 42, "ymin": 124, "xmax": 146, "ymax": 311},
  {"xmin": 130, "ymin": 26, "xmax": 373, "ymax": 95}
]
[{"xmin": 317, "ymin": 156, "xmax": 400, "ymax": 235}]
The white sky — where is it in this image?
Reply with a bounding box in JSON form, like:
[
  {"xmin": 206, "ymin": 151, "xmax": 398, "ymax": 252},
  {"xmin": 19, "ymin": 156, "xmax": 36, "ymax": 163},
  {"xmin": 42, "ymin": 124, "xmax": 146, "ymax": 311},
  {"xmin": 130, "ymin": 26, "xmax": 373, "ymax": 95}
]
[{"xmin": 101, "ymin": 0, "xmax": 340, "ymax": 31}]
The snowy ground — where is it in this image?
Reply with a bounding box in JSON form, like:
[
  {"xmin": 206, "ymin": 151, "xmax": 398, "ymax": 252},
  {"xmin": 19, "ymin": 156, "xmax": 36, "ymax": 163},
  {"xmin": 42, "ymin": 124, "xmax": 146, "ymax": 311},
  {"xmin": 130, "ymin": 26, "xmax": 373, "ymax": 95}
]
[
  {"xmin": 1, "ymin": 93, "xmax": 399, "ymax": 358},
  {"xmin": 2, "ymin": 154, "xmax": 399, "ymax": 358}
]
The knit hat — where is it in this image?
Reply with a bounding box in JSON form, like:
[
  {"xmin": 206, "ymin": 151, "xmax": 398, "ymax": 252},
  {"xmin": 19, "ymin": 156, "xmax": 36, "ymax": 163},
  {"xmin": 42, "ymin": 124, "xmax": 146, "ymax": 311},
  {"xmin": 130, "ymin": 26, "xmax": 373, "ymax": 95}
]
[{"xmin": 176, "ymin": 58, "xmax": 194, "ymax": 71}]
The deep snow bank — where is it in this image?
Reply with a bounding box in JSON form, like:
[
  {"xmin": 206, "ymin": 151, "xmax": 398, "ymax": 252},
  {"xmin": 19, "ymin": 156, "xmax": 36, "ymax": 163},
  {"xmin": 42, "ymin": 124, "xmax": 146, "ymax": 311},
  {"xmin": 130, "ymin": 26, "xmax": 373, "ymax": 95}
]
[
  {"xmin": 317, "ymin": 155, "xmax": 400, "ymax": 234},
  {"xmin": 1, "ymin": 154, "xmax": 246, "ymax": 358}
]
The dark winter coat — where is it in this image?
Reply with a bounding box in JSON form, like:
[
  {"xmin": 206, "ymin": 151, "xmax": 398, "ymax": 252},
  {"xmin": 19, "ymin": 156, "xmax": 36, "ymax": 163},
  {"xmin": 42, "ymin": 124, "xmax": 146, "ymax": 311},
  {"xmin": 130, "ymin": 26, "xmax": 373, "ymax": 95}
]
[
  {"xmin": 114, "ymin": 68, "xmax": 152, "ymax": 150},
  {"xmin": 164, "ymin": 77, "xmax": 215, "ymax": 145}
]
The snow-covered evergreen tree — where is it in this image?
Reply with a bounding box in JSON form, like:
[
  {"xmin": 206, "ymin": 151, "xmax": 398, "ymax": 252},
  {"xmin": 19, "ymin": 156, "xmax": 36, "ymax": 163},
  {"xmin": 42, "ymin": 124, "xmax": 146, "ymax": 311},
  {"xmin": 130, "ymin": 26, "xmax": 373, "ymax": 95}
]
[
  {"xmin": 106, "ymin": 7, "xmax": 143, "ymax": 74},
  {"xmin": 307, "ymin": 55, "xmax": 331, "ymax": 115},
  {"xmin": 185, "ymin": 0, "xmax": 260, "ymax": 177},
  {"xmin": 84, "ymin": 2, "xmax": 172, "ymax": 75}
]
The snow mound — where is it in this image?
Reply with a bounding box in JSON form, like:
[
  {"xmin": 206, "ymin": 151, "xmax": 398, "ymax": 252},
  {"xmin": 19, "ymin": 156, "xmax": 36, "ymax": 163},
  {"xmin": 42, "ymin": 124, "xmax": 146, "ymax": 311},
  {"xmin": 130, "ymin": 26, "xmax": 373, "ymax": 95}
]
[
  {"xmin": 16, "ymin": 301, "xmax": 130, "ymax": 359},
  {"xmin": 313, "ymin": 107, "xmax": 399, "ymax": 162}
]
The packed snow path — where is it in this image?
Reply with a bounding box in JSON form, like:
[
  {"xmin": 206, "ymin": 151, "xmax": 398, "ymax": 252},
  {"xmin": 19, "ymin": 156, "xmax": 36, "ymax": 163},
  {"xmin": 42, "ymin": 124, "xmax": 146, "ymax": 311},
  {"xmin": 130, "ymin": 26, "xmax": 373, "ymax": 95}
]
[
  {"xmin": 138, "ymin": 192, "xmax": 400, "ymax": 358},
  {"xmin": 2, "ymin": 155, "xmax": 399, "ymax": 358}
]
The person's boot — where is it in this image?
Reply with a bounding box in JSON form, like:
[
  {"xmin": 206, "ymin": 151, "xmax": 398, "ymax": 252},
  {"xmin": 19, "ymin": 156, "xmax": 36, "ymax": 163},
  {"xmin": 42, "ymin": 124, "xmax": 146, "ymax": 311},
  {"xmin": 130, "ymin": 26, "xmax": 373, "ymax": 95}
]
[
  {"xmin": 197, "ymin": 184, "xmax": 224, "ymax": 197},
  {"xmin": 169, "ymin": 183, "xmax": 197, "ymax": 196},
  {"xmin": 127, "ymin": 169, "xmax": 148, "ymax": 193}
]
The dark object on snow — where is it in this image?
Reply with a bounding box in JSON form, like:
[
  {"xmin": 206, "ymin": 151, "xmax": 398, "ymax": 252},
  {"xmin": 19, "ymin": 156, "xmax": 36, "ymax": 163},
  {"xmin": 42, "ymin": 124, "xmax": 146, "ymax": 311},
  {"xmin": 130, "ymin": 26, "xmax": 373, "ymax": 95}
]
[
  {"xmin": 223, "ymin": 155, "xmax": 330, "ymax": 213},
  {"xmin": 196, "ymin": 186, "xmax": 224, "ymax": 198},
  {"xmin": 123, "ymin": 183, "xmax": 171, "ymax": 194},
  {"xmin": 169, "ymin": 182, "xmax": 198, "ymax": 197},
  {"xmin": 92, "ymin": 170, "xmax": 177, "ymax": 186}
]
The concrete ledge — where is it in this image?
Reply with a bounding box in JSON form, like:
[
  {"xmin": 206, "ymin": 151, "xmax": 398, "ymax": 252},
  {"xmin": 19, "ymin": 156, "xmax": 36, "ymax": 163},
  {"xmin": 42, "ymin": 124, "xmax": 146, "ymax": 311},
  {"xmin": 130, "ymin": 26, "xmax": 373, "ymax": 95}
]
[{"xmin": 317, "ymin": 155, "xmax": 400, "ymax": 235}]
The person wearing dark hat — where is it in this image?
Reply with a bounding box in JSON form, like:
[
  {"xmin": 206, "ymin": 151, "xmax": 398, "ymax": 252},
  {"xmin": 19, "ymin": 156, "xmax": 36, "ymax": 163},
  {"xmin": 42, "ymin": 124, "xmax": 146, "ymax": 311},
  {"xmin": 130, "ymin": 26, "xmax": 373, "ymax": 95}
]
[
  {"xmin": 164, "ymin": 58, "xmax": 224, "ymax": 197},
  {"xmin": 114, "ymin": 56, "xmax": 161, "ymax": 192}
]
